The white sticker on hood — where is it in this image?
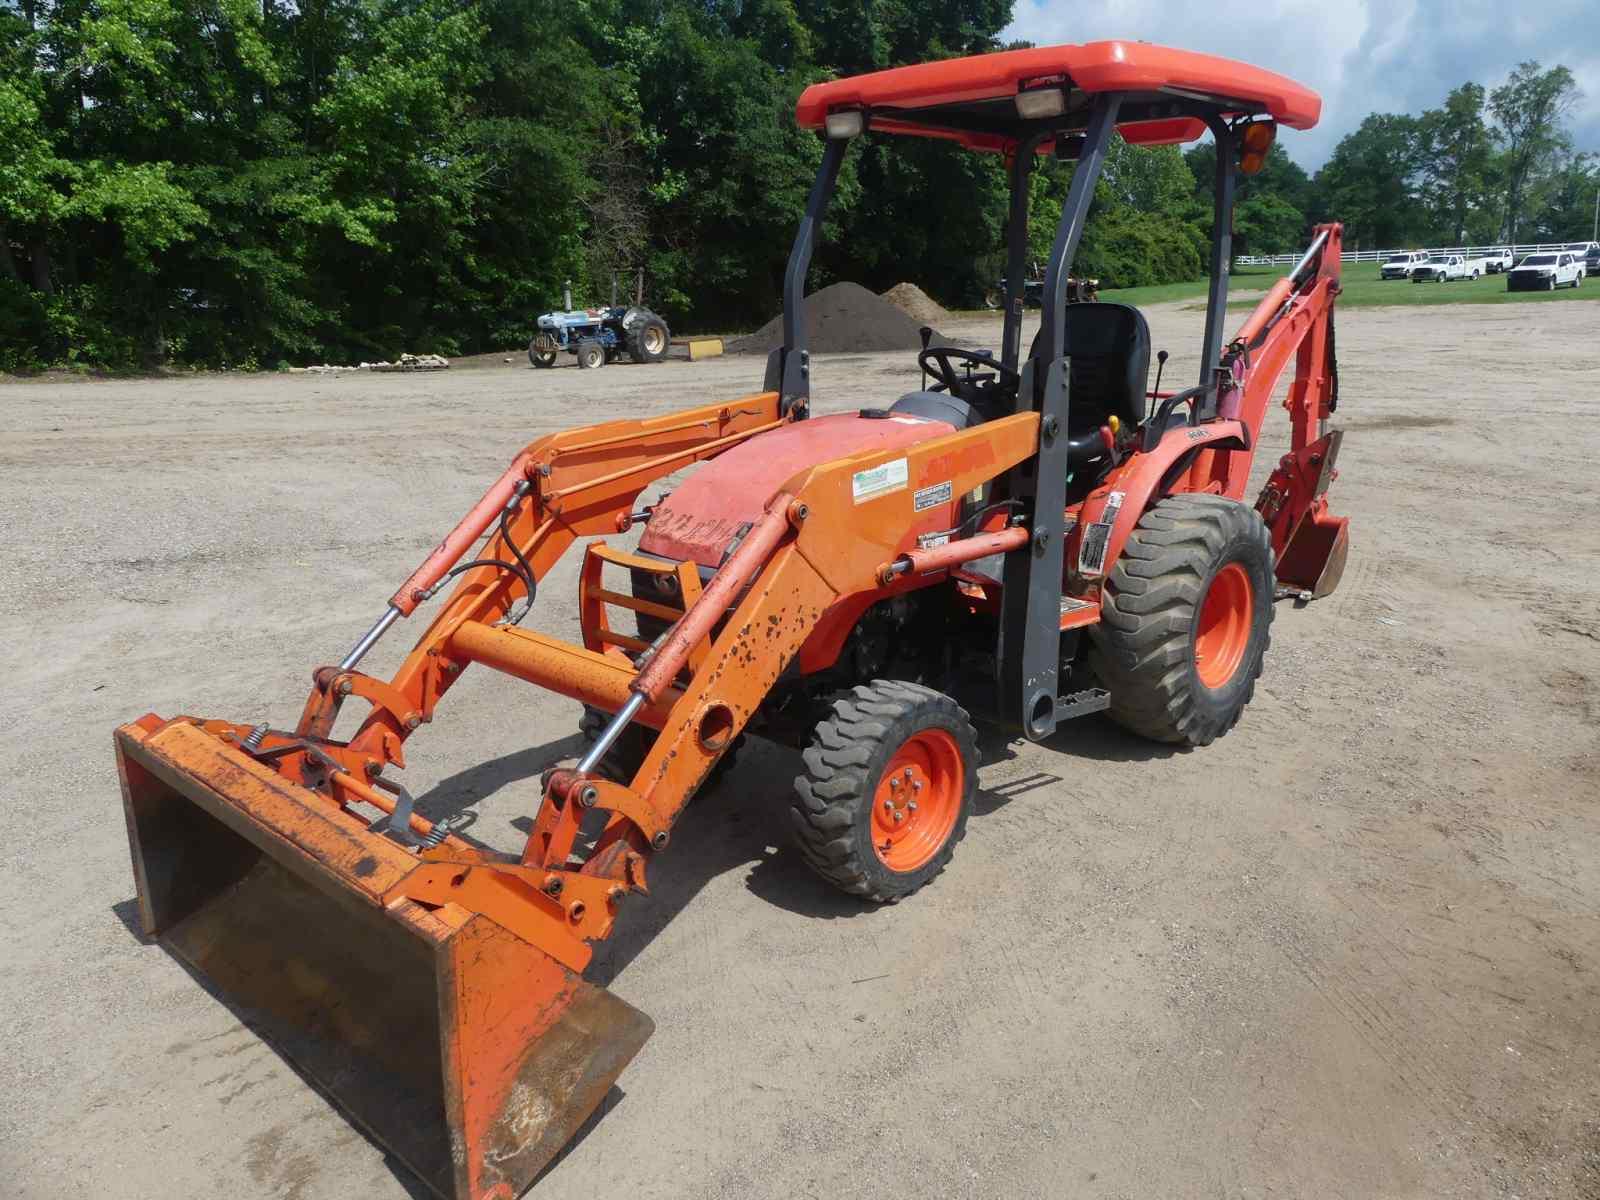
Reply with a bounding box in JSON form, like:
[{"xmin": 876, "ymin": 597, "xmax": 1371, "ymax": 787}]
[{"xmin": 852, "ymin": 457, "xmax": 909, "ymax": 502}]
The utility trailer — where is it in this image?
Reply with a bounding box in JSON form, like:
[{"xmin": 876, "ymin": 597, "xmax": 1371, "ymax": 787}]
[{"xmin": 116, "ymin": 39, "xmax": 1349, "ymax": 1200}]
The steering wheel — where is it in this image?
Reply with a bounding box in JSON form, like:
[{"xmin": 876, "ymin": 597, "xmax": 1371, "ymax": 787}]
[{"xmin": 918, "ymin": 346, "xmax": 1021, "ymax": 402}]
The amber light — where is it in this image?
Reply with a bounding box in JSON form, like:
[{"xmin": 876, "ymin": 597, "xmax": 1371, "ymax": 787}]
[{"xmin": 1239, "ymin": 120, "xmax": 1276, "ymax": 175}]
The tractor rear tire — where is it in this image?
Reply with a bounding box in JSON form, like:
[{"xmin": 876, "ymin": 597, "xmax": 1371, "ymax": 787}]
[
  {"xmin": 576, "ymin": 339, "xmax": 606, "ymax": 369},
  {"xmin": 789, "ymin": 680, "xmax": 976, "ymax": 903},
  {"xmin": 1087, "ymin": 494, "xmax": 1274, "ymax": 748},
  {"xmin": 626, "ymin": 314, "xmax": 670, "ymax": 364}
]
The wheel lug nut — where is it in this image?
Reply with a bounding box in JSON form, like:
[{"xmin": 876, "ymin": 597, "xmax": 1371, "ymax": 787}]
[
  {"xmin": 912, "ymin": 779, "xmax": 923, "ymax": 793},
  {"xmin": 882, "ymin": 798, "xmax": 894, "ymax": 812},
  {"xmin": 907, "ymin": 800, "xmax": 918, "ymax": 812},
  {"xmin": 893, "ymin": 810, "xmax": 905, "ymax": 823},
  {"xmin": 889, "ymin": 777, "xmax": 900, "ymax": 790},
  {"xmin": 902, "ymin": 767, "xmax": 913, "ymax": 780}
]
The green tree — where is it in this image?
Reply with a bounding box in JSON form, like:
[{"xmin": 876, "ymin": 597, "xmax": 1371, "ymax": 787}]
[
  {"xmin": 1187, "ymin": 140, "xmax": 1311, "ymax": 256},
  {"xmin": 1311, "ymin": 114, "xmax": 1423, "ymax": 248},
  {"xmin": 1489, "ymin": 61, "xmax": 1579, "ymax": 242},
  {"xmin": 1522, "ymin": 151, "xmax": 1599, "ymax": 242},
  {"xmin": 1416, "ymin": 83, "xmax": 1494, "ymax": 245}
]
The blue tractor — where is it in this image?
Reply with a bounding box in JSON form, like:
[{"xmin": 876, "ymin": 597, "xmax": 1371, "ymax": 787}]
[{"xmin": 527, "ymin": 302, "xmax": 671, "ymax": 370}]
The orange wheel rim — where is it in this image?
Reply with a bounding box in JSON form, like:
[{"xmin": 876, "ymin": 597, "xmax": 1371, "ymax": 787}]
[
  {"xmin": 1194, "ymin": 562, "xmax": 1253, "ymax": 689},
  {"xmin": 870, "ymin": 729, "xmax": 963, "ymax": 872}
]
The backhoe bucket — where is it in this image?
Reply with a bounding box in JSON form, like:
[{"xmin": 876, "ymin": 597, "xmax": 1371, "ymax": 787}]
[
  {"xmin": 115, "ymin": 718, "xmax": 652, "ymax": 1200},
  {"xmin": 1277, "ymin": 509, "xmax": 1349, "ymax": 599}
]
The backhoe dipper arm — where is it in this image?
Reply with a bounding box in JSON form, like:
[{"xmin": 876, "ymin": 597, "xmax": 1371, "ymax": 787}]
[
  {"xmin": 1199, "ymin": 222, "xmax": 1349, "ymax": 593},
  {"xmin": 1069, "ymin": 224, "xmax": 1348, "ymax": 600}
]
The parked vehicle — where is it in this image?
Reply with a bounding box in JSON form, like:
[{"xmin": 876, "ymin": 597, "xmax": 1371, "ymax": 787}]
[
  {"xmin": 1507, "ymin": 252, "xmax": 1584, "ymax": 291},
  {"xmin": 1411, "ymin": 254, "xmax": 1476, "ymax": 283},
  {"xmin": 984, "ymin": 270, "xmax": 1098, "ymax": 308},
  {"xmin": 1379, "ymin": 250, "xmax": 1430, "ymax": 279},
  {"xmin": 528, "ymin": 304, "xmax": 670, "ymax": 370},
  {"xmin": 1563, "ymin": 242, "xmax": 1598, "ymax": 278},
  {"xmin": 1481, "ymin": 248, "xmax": 1514, "ymax": 273}
]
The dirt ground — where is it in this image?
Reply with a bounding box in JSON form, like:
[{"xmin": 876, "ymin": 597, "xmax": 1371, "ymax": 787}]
[{"xmin": 4, "ymin": 299, "xmax": 1599, "ymax": 1200}]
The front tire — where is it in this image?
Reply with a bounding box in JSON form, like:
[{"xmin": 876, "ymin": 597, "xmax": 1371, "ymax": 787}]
[
  {"xmin": 789, "ymin": 681, "xmax": 976, "ymax": 902},
  {"xmin": 1088, "ymin": 494, "xmax": 1274, "ymax": 747},
  {"xmin": 528, "ymin": 336, "xmax": 557, "ymax": 368},
  {"xmin": 576, "ymin": 339, "xmax": 606, "ymax": 369}
]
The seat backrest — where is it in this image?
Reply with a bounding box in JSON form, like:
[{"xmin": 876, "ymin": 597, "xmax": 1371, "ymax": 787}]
[{"xmin": 1028, "ymin": 302, "xmax": 1151, "ymax": 429}]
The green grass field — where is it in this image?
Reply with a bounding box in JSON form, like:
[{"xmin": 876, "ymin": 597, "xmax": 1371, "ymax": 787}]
[
  {"xmin": 1283, "ymin": 264, "xmax": 1596, "ymax": 308},
  {"xmin": 1096, "ymin": 262, "xmax": 1598, "ymax": 311},
  {"xmin": 950, "ymin": 261, "xmax": 1594, "ymax": 323}
]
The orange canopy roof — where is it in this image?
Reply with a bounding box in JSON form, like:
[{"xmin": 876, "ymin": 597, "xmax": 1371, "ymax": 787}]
[{"xmin": 795, "ymin": 40, "xmax": 1321, "ymax": 153}]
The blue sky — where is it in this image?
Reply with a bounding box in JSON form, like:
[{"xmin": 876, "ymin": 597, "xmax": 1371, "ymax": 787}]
[{"xmin": 1003, "ymin": 0, "xmax": 1600, "ymax": 170}]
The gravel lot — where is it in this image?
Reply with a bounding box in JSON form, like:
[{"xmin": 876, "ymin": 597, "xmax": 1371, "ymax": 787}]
[{"xmin": 4, "ymin": 299, "xmax": 1598, "ymax": 1199}]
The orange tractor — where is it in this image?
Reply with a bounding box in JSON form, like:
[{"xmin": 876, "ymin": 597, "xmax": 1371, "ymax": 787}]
[{"xmin": 116, "ymin": 40, "xmax": 1349, "ymax": 1200}]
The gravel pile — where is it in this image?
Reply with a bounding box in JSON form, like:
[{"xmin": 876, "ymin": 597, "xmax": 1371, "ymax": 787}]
[
  {"xmin": 880, "ymin": 282, "xmax": 949, "ymax": 326},
  {"xmin": 729, "ymin": 282, "xmax": 943, "ymax": 354}
]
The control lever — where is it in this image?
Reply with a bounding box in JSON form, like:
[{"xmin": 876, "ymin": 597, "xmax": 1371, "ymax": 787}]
[
  {"xmin": 918, "ymin": 325, "xmax": 933, "ymax": 391},
  {"xmin": 1152, "ymin": 349, "xmax": 1169, "ymax": 400}
]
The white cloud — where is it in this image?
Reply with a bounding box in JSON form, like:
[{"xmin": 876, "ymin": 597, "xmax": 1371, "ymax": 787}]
[{"xmin": 1002, "ymin": 0, "xmax": 1600, "ymax": 169}]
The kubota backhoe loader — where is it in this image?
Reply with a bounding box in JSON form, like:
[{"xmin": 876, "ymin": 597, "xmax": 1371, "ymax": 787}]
[{"xmin": 116, "ymin": 40, "xmax": 1350, "ymax": 1200}]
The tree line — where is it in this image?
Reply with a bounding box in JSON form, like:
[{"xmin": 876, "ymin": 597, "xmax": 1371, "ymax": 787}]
[
  {"xmin": 1309, "ymin": 63, "xmax": 1592, "ymax": 251},
  {"xmin": 1, "ymin": 1, "xmax": 1592, "ymax": 371}
]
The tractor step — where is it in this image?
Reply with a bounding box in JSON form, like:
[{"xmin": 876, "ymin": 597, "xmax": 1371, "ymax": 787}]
[{"xmin": 1053, "ymin": 688, "xmax": 1111, "ymax": 721}]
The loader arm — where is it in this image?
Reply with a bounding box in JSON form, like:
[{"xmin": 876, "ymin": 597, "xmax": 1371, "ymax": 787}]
[
  {"xmin": 114, "ymin": 394, "xmax": 1042, "ymax": 1200},
  {"xmin": 290, "ymin": 393, "xmax": 785, "ymax": 777}
]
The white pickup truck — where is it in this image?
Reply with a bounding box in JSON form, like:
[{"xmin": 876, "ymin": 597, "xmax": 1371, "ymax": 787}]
[
  {"xmin": 1481, "ymin": 248, "xmax": 1514, "ymax": 274},
  {"xmin": 1563, "ymin": 242, "xmax": 1598, "ymax": 278},
  {"xmin": 1379, "ymin": 251, "xmax": 1431, "ymax": 280},
  {"xmin": 1410, "ymin": 254, "xmax": 1483, "ymax": 283},
  {"xmin": 1507, "ymin": 251, "xmax": 1584, "ymax": 291}
]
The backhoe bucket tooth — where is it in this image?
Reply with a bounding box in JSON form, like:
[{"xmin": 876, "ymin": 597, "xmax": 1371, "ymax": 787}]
[
  {"xmin": 1277, "ymin": 510, "xmax": 1349, "ymax": 599},
  {"xmin": 116, "ymin": 719, "xmax": 653, "ymax": 1200}
]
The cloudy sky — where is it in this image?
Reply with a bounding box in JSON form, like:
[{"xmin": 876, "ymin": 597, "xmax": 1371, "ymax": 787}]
[{"xmin": 1003, "ymin": 0, "xmax": 1600, "ymax": 170}]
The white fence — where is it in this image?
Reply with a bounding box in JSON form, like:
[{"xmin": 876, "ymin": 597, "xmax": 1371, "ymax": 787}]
[{"xmin": 1237, "ymin": 242, "xmax": 1585, "ymax": 267}]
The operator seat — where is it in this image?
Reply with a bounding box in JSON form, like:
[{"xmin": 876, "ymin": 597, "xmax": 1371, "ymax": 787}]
[
  {"xmin": 885, "ymin": 302, "xmax": 1152, "ymax": 434},
  {"xmin": 1026, "ymin": 301, "xmax": 1150, "ymax": 432}
]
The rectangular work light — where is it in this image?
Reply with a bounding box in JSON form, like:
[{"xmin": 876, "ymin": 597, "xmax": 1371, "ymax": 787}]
[
  {"xmin": 1015, "ymin": 87, "xmax": 1067, "ymax": 120},
  {"xmin": 825, "ymin": 110, "xmax": 864, "ymax": 139}
]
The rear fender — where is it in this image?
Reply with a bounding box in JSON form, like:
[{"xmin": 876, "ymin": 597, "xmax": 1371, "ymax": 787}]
[{"xmin": 1070, "ymin": 420, "xmax": 1250, "ymax": 580}]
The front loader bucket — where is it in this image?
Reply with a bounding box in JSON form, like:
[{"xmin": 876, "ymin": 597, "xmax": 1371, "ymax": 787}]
[{"xmin": 115, "ymin": 719, "xmax": 652, "ymax": 1200}]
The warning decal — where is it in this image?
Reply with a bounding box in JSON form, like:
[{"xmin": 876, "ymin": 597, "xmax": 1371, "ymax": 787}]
[{"xmin": 913, "ymin": 480, "xmax": 953, "ymax": 512}]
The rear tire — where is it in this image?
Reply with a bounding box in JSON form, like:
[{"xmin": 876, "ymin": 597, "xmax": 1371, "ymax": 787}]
[
  {"xmin": 789, "ymin": 681, "xmax": 976, "ymax": 903},
  {"xmin": 1088, "ymin": 494, "xmax": 1274, "ymax": 747},
  {"xmin": 576, "ymin": 339, "xmax": 606, "ymax": 369},
  {"xmin": 626, "ymin": 314, "xmax": 670, "ymax": 364}
]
